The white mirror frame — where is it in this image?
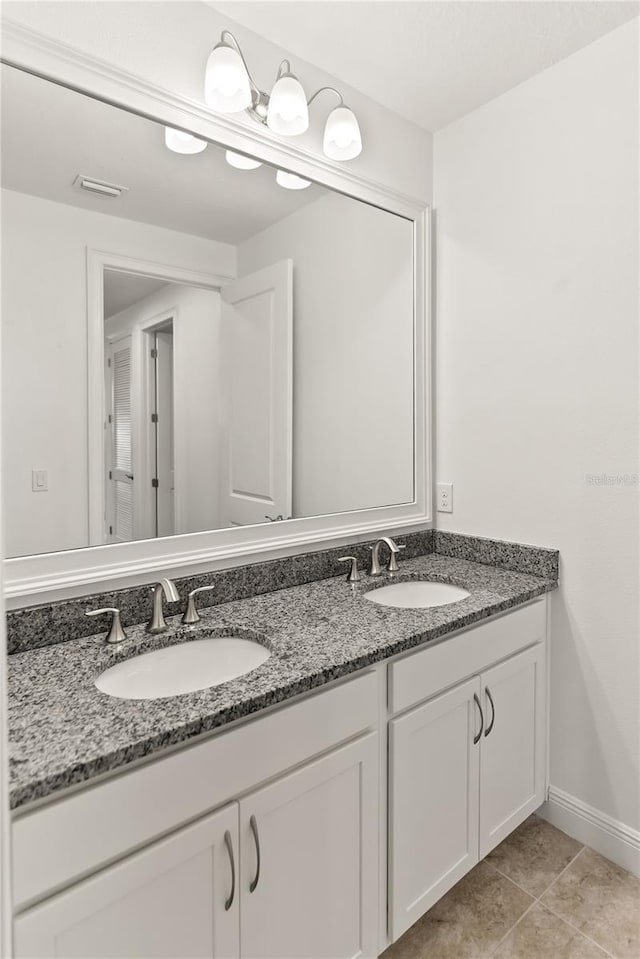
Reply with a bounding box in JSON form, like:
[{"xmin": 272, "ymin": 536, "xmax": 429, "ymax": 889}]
[{"xmin": 0, "ymin": 20, "xmax": 432, "ymax": 608}]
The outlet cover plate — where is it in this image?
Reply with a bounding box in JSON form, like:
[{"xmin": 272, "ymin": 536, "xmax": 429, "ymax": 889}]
[{"xmin": 437, "ymin": 482, "xmax": 453, "ymax": 513}]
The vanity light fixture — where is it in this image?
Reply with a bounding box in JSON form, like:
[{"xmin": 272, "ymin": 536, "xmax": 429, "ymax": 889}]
[
  {"xmin": 323, "ymin": 106, "xmax": 363, "ymax": 161},
  {"xmin": 267, "ymin": 69, "xmax": 309, "ymax": 135},
  {"xmin": 205, "ymin": 31, "xmax": 362, "ymax": 160},
  {"xmin": 276, "ymin": 170, "xmax": 311, "ymax": 190},
  {"xmin": 204, "ymin": 36, "xmax": 252, "ymax": 113},
  {"xmin": 225, "ymin": 149, "xmax": 262, "ymax": 170},
  {"xmin": 164, "ymin": 127, "xmax": 208, "ymax": 154}
]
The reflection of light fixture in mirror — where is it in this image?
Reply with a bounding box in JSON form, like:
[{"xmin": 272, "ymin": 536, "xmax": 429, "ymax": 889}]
[
  {"xmin": 225, "ymin": 150, "xmax": 262, "ymax": 170},
  {"xmin": 323, "ymin": 106, "xmax": 362, "ymax": 161},
  {"xmin": 276, "ymin": 170, "xmax": 311, "ymax": 190},
  {"xmin": 204, "ymin": 37, "xmax": 252, "ymax": 113},
  {"xmin": 204, "ymin": 31, "xmax": 362, "ymax": 161},
  {"xmin": 267, "ymin": 69, "xmax": 308, "ymax": 135},
  {"xmin": 164, "ymin": 127, "xmax": 208, "ymax": 154}
]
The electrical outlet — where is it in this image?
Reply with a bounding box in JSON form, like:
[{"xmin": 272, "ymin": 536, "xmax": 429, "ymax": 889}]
[{"xmin": 437, "ymin": 482, "xmax": 453, "ymax": 513}]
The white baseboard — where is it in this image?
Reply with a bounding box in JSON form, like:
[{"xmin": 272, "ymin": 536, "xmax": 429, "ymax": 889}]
[{"xmin": 539, "ymin": 786, "xmax": 640, "ymax": 877}]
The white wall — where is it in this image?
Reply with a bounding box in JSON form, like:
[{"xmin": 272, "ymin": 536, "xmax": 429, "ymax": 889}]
[
  {"xmin": 434, "ymin": 22, "xmax": 639, "ymax": 837},
  {"xmin": 106, "ymin": 283, "xmax": 223, "ymax": 537},
  {"xmin": 238, "ymin": 192, "xmax": 414, "ymax": 518},
  {"xmin": 1, "ymin": 188, "xmax": 234, "ymax": 558},
  {"xmin": 1, "ymin": 1, "xmax": 433, "ymax": 204}
]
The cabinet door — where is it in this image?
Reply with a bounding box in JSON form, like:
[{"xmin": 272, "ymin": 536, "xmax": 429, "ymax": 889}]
[
  {"xmin": 479, "ymin": 643, "xmax": 546, "ymax": 858},
  {"xmin": 14, "ymin": 804, "xmax": 239, "ymax": 959},
  {"xmin": 239, "ymin": 733, "xmax": 378, "ymax": 959},
  {"xmin": 388, "ymin": 678, "xmax": 480, "ymax": 941}
]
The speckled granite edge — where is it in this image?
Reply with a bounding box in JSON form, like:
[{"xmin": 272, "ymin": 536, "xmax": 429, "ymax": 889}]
[
  {"xmin": 8, "ymin": 552, "xmax": 556, "ymax": 809},
  {"xmin": 11, "ymin": 590, "xmax": 550, "ymax": 812},
  {"xmin": 6, "ymin": 529, "xmax": 435, "ymax": 655},
  {"xmin": 435, "ymin": 531, "xmax": 559, "ymax": 581}
]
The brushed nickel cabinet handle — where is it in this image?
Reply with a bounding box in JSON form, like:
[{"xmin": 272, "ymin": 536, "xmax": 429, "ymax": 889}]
[
  {"xmin": 249, "ymin": 815, "xmax": 261, "ymax": 893},
  {"xmin": 484, "ymin": 686, "xmax": 495, "ymax": 737},
  {"xmin": 224, "ymin": 830, "xmax": 235, "ymax": 911},
  {"xmin": 473, "ymin": 692, "xmax": 484, "ymax": 745}
]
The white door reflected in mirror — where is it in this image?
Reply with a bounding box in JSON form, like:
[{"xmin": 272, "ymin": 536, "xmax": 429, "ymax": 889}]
[{"xmin": 101, "ymin": 261, "xmax": 292, "ymax": 545}]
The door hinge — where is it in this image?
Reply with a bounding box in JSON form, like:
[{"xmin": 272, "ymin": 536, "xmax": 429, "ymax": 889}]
[
  {"xmin": 108, "ymin": 470, "xmax": 112, "ymax": 480},
  {"xmin": 108, "ymin": 414, "xmax": 113, "ymax": 424},
  {"xmin": 107, "ymin": 358, "xmax": 111, "ymax": 368},
  {"xmin": 151, "ymin": 478, "xmax": 159, "ymax": 489},
  {"xmin": 109, "ymin": 525, "xmax": 113, "ymax": 535},
  {"xmin": 150, "ymin": 348, "xmax": 158, "ymax": 359},
  {"xmin": 151, "ymin": 413, "xmax": 159, "ymax": 424}
]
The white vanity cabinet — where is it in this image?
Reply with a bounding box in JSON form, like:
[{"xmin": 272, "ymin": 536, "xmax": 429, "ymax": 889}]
[
  {"xmin": 387, "ymin": 601, "xmax": 547, "ymax": 941},
  {"xmin": 13, "ymin": 804, "xmax": 240, "ymax": 959},
  {"xmin": 388, "ymin": 678, "xmax": 481, "ymax": 937},
  {"xmin": 14, "ymin": 735, "xmax": 378, "ymax": 959},
  {"xmin": 478, "ymin": 644, "xmax": 546, "ymax": 856},
  {"xmin": 239, "ymin": 734, "xmax": 378, "ymax": 959},
  {"xmin": 10, "ymin": 599, "xmax": 549, "ymax": 959},
  {"xmin": 11, "ymin": 672, "xmax": 380, "ymax": 959}
]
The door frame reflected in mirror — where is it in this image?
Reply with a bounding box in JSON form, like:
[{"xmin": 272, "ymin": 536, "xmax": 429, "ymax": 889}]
[
  {"xmin": 88, "ymin": 250, "xmax": 233, "ymax": 547},
  {"xmin": 1, "ymin": 28, "xmax": 432, "ymax": 609}
]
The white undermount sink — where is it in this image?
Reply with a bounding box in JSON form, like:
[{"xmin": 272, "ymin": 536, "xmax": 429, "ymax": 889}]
[
  {"xmin": 364, "ymin": 580, "xmax": 470, "ymax": 609},
  {"xmin": 95, "ymin": 637, "xmax": 270, "ymax": 700}
]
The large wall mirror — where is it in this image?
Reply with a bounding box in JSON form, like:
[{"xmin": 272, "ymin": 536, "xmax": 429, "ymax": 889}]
[{"xmin": 0, "ymin": 58, "xmax": 428, "ymax": 600}]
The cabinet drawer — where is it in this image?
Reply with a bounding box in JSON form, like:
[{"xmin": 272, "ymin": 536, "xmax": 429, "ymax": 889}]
[
  {"xmin": 389, "ymin": 600, "xmax": 546, "ymax": 714},
  {"xmin": 13, "ymin": 670, "xmax": 377, "ymax": 909}
]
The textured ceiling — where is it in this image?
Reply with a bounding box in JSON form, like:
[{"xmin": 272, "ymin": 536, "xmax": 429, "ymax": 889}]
[{"xmin": 211, "ymin": 1, "xmax": 639, "ymax": 131}]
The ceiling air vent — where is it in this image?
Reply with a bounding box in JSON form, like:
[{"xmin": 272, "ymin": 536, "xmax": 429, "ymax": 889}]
[{"xmin": 73, "ymin": 175, "xmax": 129, "ymax": 199}]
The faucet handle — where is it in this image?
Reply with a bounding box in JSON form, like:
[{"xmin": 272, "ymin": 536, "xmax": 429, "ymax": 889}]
[
  {"xmin": 182, "ymin": 585, "xmax": 216, "ymax": 625},
  {"xmin": 338, "ymin": 556, "xmax": 361, "ymax": 583},
  {"xmin": 387, "ymin": 543, "xmax": 406, "ymax": 573},
  {"xmin": 86, "ymin": 607, "xmax": 127, "ymax": 644}
]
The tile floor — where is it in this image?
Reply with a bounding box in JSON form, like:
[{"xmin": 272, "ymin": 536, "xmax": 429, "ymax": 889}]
[{"xmin": 382, "ymin": 815, "xmax": 640, "ymax": 958}]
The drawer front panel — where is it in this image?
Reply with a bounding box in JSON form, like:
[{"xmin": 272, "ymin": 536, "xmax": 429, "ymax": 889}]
[
  {"xmin": 389, "ymin": 600, "xmax": 546, "ymax": 715},
  {"xmin": 13, "ymin": 671, "xmax": 378, "ymax": 909}
]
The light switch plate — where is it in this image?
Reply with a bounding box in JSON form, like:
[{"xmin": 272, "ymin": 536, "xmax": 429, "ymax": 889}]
[
  {"xmin": 32, "ymin": 468, "xmax": 48, "ymax": 492},
  {"xmin": 437, "ymin": 482, "xmax": 453, "ymax": 513}
]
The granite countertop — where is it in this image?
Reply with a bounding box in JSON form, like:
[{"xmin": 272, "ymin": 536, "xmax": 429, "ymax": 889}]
[{"xmin": 7, "ymin": 553, "xmax": 556, "ymax": 810}]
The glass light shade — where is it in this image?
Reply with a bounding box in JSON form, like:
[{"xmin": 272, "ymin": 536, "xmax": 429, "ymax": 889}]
[
  {"xmin": 276, "ymin": 170, "xmax": 311, "ymax": 190},
  {"xmin": 225, "ymin": 150, "xmax": 262, "ymax": 170},
  {"xmin": 164, "ymin": 127, "xmax": 208, "ymax": 154},
  {"xmin": 323, "ymin": 106, "xmax": 362, "ymax": 161},
  {"xmin": 267, "ymin": 75, "xmax": 309, "ymax": 135},
  {"xmin": 205, "ymin": 44, "xmax": 252, "ymax": 113}
]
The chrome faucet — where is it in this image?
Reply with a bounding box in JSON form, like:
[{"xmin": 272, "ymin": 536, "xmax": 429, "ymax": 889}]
[
  {"xmin": 147, "ymin": 577, "xmax": 180, "ymax": 633},
  {"xmin": 368, "ymin": 536, "xmax": 405, "ymax": 576}
]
